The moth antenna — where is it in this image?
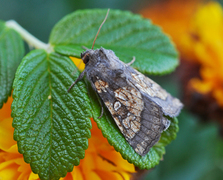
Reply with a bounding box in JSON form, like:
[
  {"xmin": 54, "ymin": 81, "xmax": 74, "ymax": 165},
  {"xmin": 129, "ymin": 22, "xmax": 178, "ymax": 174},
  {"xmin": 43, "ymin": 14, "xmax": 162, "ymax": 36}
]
[{"xmin": 92, "ymin": 9, "xmax": 110, "ymax": 49}]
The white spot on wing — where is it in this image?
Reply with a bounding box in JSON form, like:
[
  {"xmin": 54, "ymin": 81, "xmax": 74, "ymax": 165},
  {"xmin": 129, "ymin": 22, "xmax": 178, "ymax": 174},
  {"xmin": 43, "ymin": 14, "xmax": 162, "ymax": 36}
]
[{"xmin": 114, "ymin": 101, "xmax": 121, "ymax": 111}]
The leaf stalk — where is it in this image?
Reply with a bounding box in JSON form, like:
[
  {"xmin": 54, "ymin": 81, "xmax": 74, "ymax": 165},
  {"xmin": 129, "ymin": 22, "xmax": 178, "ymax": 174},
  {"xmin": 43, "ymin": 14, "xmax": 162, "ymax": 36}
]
[{"xmin": 6, "ymin": 20, "xmax": 53, "ymax": 53}]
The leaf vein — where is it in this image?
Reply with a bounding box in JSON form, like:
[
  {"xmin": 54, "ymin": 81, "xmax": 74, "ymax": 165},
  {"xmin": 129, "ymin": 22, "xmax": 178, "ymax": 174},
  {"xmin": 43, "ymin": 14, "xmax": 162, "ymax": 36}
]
[{"xmin": 20, "ymin": 70, "xmax": 49, "ymax": 144}]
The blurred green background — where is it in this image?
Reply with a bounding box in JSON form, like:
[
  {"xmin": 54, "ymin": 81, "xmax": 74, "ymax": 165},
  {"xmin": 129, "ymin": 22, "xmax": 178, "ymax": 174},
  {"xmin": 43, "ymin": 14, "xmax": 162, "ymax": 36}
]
[
  {"xmin": 0, "ymin": 0, "xmax": 153, "ymax": 43},
  {"xmin": 1, "ymin": 0, "xmax": 223, "ymax": 180}
]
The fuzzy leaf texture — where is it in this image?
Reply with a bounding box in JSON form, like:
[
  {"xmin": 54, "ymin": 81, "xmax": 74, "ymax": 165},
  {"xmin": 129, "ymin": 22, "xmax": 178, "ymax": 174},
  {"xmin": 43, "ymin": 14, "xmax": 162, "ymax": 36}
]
[
  {"xmin": 50, "ymin": 9, "xmax": 179, "ymax": 75},
  {"xmin": 0, "ymin": 20, "xmax": 24, "ymax": 108},
  {"xmin": 11, "ymin": 49, "xmax": 92, "ymax": 180}
]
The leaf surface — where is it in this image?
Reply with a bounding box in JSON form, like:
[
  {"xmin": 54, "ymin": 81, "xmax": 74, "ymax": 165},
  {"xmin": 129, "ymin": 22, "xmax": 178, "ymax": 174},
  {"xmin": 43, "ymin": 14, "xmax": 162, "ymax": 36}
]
[
  {"xmin": 0, "ymin": 20, "xmax": 24, "ymax": 108},
  {"xmin": 12, "ymin": 49, "xmax": 92, "ymax": 180},
  {"xmin": 50, "ymin": 9, "xmax": 178, "ymax": 75}
]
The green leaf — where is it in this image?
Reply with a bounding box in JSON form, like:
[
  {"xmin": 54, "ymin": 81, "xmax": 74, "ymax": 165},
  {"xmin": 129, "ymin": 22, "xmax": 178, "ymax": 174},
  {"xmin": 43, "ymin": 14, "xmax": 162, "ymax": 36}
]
[
  {"xmin": 50, "ymin": 9, "xmax": 178, "ymax": 75},
  {"xmin": 0, "ymin": 20, "xmax": 24, "ymax": 108},
  {"xmin": 11, "ymin": 49, "xmax": 92, "ymax": 180},
  {"xmin": 157, "ymin": 117, "xmax": 179, "ymax": 147},
  {"xmin": 86, "ymin": 80, "xmax": 179, "ymax": 169},
  {"xmin": 54, "ymin": 45, "xmax": 84, "ymax": 57}
]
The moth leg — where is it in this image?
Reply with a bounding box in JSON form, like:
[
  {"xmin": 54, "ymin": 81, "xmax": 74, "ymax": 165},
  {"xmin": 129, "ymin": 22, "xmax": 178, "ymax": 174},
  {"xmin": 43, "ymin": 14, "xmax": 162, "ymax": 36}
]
[
  {"xmin": 88, "ymin": 80, "xmax": 104, "ymax": 118},
  {"xmin": 98, "ymin": 99, "xmax": 104, "ymax": 119},
  {"xmin": 162, "ymin": 117, "xmax": 171, "ymax": 131},
  {"xmin": 126, "ymin": 56, "xmax": 135, "ymax": 66},
  {"xmin": 67, "ymin": 70, "xmax": 86, "ymax": 92}
]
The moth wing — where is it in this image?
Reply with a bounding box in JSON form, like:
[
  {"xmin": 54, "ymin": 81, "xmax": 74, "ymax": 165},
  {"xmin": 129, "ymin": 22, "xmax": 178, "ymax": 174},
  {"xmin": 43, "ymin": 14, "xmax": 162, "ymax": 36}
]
[
  {"xmin": 126, "ymin": 68, "xmax": 183, "ymax": 117},
  {"xmin": 91, "ymin": 75, "xmax": 168, "ymax": 156}
]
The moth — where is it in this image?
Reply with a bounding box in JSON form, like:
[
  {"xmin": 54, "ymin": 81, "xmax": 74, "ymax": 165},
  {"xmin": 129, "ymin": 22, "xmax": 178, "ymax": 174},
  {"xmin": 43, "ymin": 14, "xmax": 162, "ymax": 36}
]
[{"xmin": 68, "ymin": 9, "xmax": 183, "ymax": 156}]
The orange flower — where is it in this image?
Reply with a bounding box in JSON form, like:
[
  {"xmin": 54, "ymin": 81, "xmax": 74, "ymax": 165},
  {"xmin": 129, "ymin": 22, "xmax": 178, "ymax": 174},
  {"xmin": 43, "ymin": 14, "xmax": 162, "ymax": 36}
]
[
  {"xmin": 0, "ymin": 96, "xmax": 33, "ymax": 180},
  {"xmin": 0, "ymin": 71, "xmax": 135, "ymax": 180},
  {"xmin": 140, "ymin": 0, "xmax": 201, "ymax": 60},
  {"xmin": 186, "ymin": 2, "xmax": 223, "ymax": 106},
  {"xmin": 141, "ymin": 1, "xmax": 223, "ymax": 107}
]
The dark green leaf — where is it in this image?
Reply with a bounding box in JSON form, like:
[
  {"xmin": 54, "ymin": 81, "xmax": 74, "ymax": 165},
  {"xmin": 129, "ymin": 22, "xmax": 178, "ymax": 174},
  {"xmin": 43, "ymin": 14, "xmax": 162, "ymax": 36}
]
[
  {"xmin": 50, "ymin": 9, "xmax": 178, "ymax": 75},
  {"xmin": 86, "ymin": 80, "xmax": 179, "ymax": 169},
  {"xmin": 157, "ymin": 117, "xmax": 178, "ymax": 147},
  {"xmin": 0, "ymin": 20, "xmax": 24, "ymax": 108},
  {"xmin": 54, "ymin": 45, "xmax": 84, "ymax": 57},
  {"xmin": 11, "ymin": 49, "xmax": 92, "ymax": 180}
]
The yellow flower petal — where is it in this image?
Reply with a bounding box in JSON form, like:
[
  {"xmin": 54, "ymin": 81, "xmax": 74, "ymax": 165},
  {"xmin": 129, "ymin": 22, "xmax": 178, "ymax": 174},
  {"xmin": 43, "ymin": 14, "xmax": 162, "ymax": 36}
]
[
  {"xmin": 62, "ymin": 168, "xmax": 83, "ymax": 180},
  {"xmin": 0, "ymin": 118, "xmax": 17, "ymax": 152},
  {"xmin": 69, "ymin": 57, "xmax": 85, "ymax": 71},
  {"xmin": 190, "ymin": 78, "xmax": 212, "ymax": 94},
  {"xmin": 28, "ymin": 172, "xmax": 39, "ymax": 180},
  {"xmin": 0, "ymin": 158, "xmax": 20, "ymax": 180},
  {"xmin": 213, "ymin": 89, "xmax": 223, "ymax": 106},
  {"xmin": 94, "ymin": 169, "xmax": 130, "ymax": 180}
]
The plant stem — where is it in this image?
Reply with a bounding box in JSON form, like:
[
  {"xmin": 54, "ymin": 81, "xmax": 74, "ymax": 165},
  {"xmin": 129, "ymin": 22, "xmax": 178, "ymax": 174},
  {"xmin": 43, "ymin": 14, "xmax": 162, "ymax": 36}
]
[{"xmin": 6, "ymin": 20, "xmax": 53, "ymax": 53}]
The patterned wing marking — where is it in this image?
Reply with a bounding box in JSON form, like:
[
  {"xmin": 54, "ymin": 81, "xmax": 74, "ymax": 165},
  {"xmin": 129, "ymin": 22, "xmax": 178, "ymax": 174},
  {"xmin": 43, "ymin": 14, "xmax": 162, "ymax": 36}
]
[
  {"xmin": 131, "ymin": 120, "xmax": 141, "ymax": 133},
  {"xmin": 104, "ymin": 101, "xmax": 125, "ymax": 132},
  {"xmin": 131, "ymin": 73, "xmax": 168, "ymax": 100},
  {"xmin": 104, "ymin": 101, "xmax": 139, "ymax": 139},
  {"xmin": 94, "ymin": 79, "xmax": 108, "ymax": 93},
  {"xmin": 122, "ymin": 113, "xmax": 133, "ymax": 128},
  {"xmin": 113, "ymin": 101, "xmax": 121, "ymax": 111},
  {"xmin": 128, "ymin": 70, "xmax": 183, "ymax": 117},
  {"xmin": 114, "ymin": 87, "xmax": 144, "ymax": 117},
  {"xmin": 94, "ymin": 77, "xmax": 144, "ymax": 140},
  {"xmin": 128, "ymin": 98, "xmax": 166, "ymax": 156},
  {"xmin": 93, "ymin": 76, "xmax": 168, "ymax": 156}
]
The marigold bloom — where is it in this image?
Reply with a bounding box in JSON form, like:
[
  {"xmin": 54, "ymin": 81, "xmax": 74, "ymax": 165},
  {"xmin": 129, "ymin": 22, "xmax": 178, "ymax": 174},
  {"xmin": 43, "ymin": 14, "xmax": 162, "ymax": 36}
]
[
  {"xmin": 187, "ymin": 2, "xmax": 223, "ymax": 107},
  {"xmin": 140, "ymin": 0, "xmax": 201, "ymax": 60},
  {"xmin": 0, "ymin": 58, "xmax": 135, "ymax": 179},
  {"xmin": 141, "ymin": 1, "xmax": 223, "ymax": 108}
]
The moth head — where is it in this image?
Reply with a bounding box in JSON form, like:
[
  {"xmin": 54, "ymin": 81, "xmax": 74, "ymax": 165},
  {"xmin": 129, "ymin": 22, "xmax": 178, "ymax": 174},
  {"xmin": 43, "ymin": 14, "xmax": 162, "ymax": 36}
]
[
  {"xmin": 81, "ymin": 49, "xmax": 107, "ymax": 65},
  {"xmin": 81, "ymin": 51, "xmax": 90, "ymax": 64},
  {"xmin": 81, "ymin": 49, "xmax": 98, "ymax": 65},
  {"xmin": 81, "ymin": 9, "xmax": 110, "ymax": 66},
  {"xmin": 81, "ymin": 49, "xmax": 100, "ymax": 66}
]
